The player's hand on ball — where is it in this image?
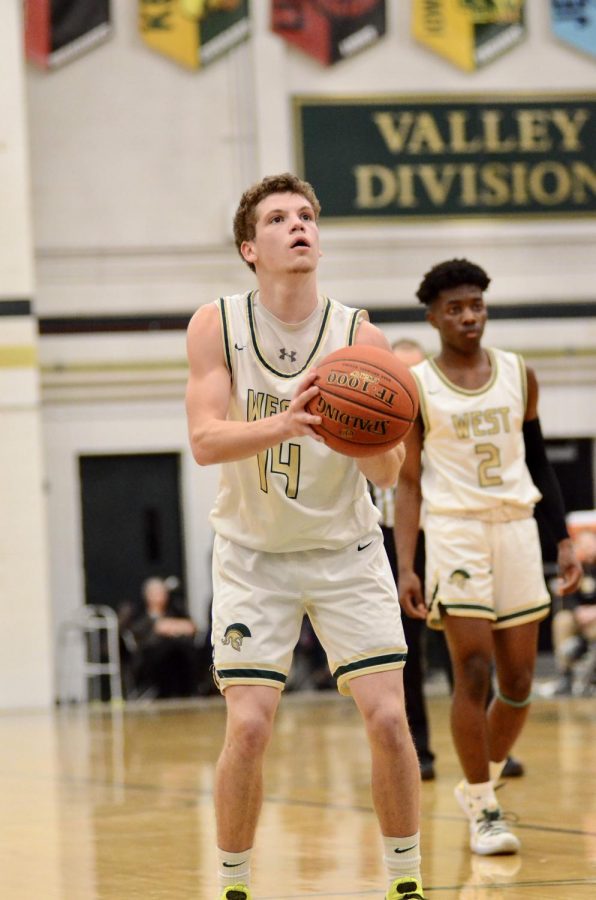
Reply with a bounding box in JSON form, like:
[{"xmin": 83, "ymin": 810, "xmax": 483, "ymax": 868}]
[
  {"xmin": 284, "ymin": 370, "xmax": 324, "ymax": 440},
  {"xmin": 305, "ymin": 345, "xmax": 418, "ymax": 458}
]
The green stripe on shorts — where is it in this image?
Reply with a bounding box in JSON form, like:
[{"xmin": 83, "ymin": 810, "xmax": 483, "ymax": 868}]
[
  {"xmin": 333, "ymin": 652, "xmax": 407, "ymax": 680},
  {"xmin": 441, "ymin": 602, "xmax": 494, "ymax": 615},
  {"xmin": 216, "ymin": 667, "xmax": 287, "ymax": 684},
  {"xmin": 496, "ymin": 601, "xmax": 551, "ymax": 624}
]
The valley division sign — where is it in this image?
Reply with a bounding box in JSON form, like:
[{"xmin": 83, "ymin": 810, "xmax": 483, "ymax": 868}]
[{"xmin": 293, "ymin": 95, "xmax": 596, "ymax": 220}]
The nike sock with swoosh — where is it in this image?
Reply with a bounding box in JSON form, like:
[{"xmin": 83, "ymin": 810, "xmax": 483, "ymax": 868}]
[
  {"xmin": 217, "ymin": 847, "xmax": 252, "ymax": 891},
  {"xmin": 383, "ymin": 832, "xmax": 421, "ymax": 887}
]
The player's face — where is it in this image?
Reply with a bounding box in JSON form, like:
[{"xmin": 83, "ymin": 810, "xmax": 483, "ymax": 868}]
[
  {"xmin": 242, "ymin": 192, "xmax": 320, "ymax": 276},
  {"xmin": 427, "ymin": 284, "xmax": 487, "ymax": 353}
]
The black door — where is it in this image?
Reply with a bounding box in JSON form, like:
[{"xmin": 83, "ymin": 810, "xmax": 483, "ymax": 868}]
[{"xmin": 79, "ymin": 453, "xmax": 185, "ymax": 611}]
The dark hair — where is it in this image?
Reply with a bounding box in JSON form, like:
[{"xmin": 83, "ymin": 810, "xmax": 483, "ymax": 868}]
[
  {"xmin": 233, "ymin": 173, "xmax": 321, "ymax": 272},
  {"xmin": 416, "ymin": 259, "xmax": 491, "ymax": 306}
]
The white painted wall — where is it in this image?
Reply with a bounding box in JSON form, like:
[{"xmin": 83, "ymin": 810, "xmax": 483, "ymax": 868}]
[
  {"xmin": 0, "ymin": 1, "xmax": 53, "ymax": 710},
  {"xmin": 28, "ymin": 1, "xmax": 596, "ymax": 316},
  {"xmin": 14, "ymin": 0, "xmax": 596, "ymax": 698}
]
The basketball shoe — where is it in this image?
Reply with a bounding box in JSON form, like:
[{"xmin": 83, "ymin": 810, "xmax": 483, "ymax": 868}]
[
  {"xmin": 386, "ymin": 876, "xmax": 426, "ymax": 899},
  {"xmin": 454, "ymin": 782, "xmax": 520, "ymax": 855},
  {"xmin": 219, "ymin": 886, "xmax": 252, "ymax": 900}
]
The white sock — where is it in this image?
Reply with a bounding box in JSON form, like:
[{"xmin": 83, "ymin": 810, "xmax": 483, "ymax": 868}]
[
  {"xmin": 460, "ymin": 779, "xmax": 499, "ymax": 815},
  {"xmin": 489, "ymin": 759, "xmax": 507, "ymax": 783},
  {"xmin": 217, "ymin": 847, "xmax": 252, "ymax": 890},
  {"xmin": 383, "ymin": 832, "xmax": 421, "ymax": 888}
]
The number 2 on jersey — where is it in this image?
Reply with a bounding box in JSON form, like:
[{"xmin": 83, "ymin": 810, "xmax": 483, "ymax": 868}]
[{"xmin": 475, "ymin": 442, "xmax": 503, "ymax": 487}]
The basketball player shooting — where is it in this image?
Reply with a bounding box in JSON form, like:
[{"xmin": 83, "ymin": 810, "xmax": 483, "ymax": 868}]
[{"xmin": 185, "ymin": 174, "xmax": 426, "ymax": 900}]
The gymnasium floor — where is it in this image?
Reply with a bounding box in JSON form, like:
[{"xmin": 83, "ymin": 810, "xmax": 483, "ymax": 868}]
[{"xmin": 1, "ymin": 691, "xmax": 594, "ymax": 899}]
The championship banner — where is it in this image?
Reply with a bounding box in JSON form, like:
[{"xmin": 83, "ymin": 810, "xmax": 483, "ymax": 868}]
[
  {"xmin": 139, "ymin": 0, "xmax": 250, "ymax": 70},
  {"xmin": 294, "ymin": 94, "xmax": 596, "ymax": 221},
  {"xmin": 412, "ymin": 0, "xmax": 526, "ymax": 72},
  {"xmin": 551, "ymin": 0, "xmax": 596, "ymax": 60},
  {"xmin": 271, "ymin": 1, "xmax": 386, "ymax": 67},
  {"xmin": 25, "ymin": 0, "xmax": 112, "ymax": 69}
]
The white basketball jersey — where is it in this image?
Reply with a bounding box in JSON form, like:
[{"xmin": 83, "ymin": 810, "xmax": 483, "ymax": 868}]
[
  {"xmin": 209, "ymin": 290, "xmax": 381, "ymax": 551},
  {"xmin": 413, "ymin": 348, "xmax": 541, "ymax": 519}
]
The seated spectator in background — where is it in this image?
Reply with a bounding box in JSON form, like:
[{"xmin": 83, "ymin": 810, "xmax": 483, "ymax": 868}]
[
  {"xmin": 127, "ymin": 577, "xmax": 210, "ymax": 699},
  {"xmin": 550, "ymin": 529, "xmax": 596, "ymax": 695}
]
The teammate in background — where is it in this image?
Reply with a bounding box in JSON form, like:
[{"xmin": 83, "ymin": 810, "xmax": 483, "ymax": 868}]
[
  {"xmin": 385, "ymin": 342, "xmax": 526, "ymax": 783},
  {"xmin": 395, "ymin": 259, "xmax": 582, "ymax": 856},
  {"xmin": 371, "ymin": 339, "xmax": 436, "ymax": 781},
  {"xmin": 186, "ymin": 174, "xmax": 425, "ymax": 900}
]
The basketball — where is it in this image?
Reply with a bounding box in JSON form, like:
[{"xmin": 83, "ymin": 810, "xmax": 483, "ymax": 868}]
[{"xmin": 306, "ymin": 344, "xmax": 419, "ymax": 457}]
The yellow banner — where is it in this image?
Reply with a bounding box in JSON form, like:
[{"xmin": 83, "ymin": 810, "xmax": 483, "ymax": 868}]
[
  {"xmin": 140, "ymin": 1, "xmax": 199, "ymax": 68},
  {"xmin": 459, "ymin": 0, "xmax": 523, "ymax": 23},
  {"xmin": 412, "ymin": 0, "xmax": 526, "ymax": 72},
  {"xmin": 139, "ymin": 1, "xmax": 249, "ymax": 70}
]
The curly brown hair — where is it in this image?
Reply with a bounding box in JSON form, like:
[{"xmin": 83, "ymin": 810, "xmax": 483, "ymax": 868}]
[{"xmin": 233, "ymin": 173, "xmax": 321, "ymax": 271}]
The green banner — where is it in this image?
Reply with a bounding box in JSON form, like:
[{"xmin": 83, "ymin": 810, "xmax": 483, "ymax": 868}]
[{"xmin": 294, "ymin": 95, "xmax": 596, "ymax": 220}]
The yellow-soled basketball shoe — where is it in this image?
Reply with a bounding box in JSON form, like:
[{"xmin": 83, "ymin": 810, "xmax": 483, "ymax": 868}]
[
  {"xmin": 386, "ymin": 877, "xmax": 426, "ymax": 899},
  {"xmin": 219, "ymin": 886, "xmax": 252, "ymax": 900}
]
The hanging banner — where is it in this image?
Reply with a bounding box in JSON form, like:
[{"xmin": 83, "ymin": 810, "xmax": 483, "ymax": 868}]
[
  {"xmin": 25, "ymin": 0, "xmax": 112, "ymax": 69},
  {"xmin": 139, "ymin": 0, "xmax": 250, "ymax": 70},
  {"xmin": 293, "ymin": 94, "xmax": 596, "ymax": 221},
  {"xmin": 412, "ymin": 0, "xmax": 526, "ymax": 72},
  {"xmin": 551, "ymin": 0, "xmax": 596, "ymax": 60},
  {"xmin": 271, "ymin": 1, "xmax": 386, "ymax": 67}
]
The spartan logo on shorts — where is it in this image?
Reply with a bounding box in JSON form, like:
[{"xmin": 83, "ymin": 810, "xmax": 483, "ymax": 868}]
[
  {"xmin": 222, "ymin": 623, "xmax": 252, "ymax": 652},
  {"xmin": 448, "ymin": 569, "xmax": 471, "ymax": 589}
]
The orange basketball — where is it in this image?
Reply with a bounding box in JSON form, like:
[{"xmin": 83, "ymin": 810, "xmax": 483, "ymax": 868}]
[{"xmin": 306, "ymin": 345, "xmax": 419, "ymax": 458}]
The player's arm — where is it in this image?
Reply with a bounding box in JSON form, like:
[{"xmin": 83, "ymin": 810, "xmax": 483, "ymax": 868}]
[
  {"xmin": 352, "ymin": 319, "xmax": 404, "ymax": 488},
  {"xmin": 185, "ymin": 304, "xmax": 322, "ymax": 466},
  {"xmin": 523, "ymin": 366, "xmax": 582, "ymax": 595},
  {"xmin": 394, "ymin": 414, "xmax": 427, "ymax": 619}
]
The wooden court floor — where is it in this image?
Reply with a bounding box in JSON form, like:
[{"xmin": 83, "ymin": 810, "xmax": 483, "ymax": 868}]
[{"xmin": 0, "ymin": 693, "xmax": 594, "ymax": 899}]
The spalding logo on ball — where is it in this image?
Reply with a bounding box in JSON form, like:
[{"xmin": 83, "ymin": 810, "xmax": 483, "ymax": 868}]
[{"xmin": 306, "ymin": 345, "xmax": 419, "ymax": 457}]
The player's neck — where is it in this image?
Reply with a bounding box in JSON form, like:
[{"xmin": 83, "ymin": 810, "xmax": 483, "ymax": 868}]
[
  {"xmin": 435, "ymin": 345, "xmax": 492, "ymax": 388},
  {"xmin": 254, "ymin": 272, "xmax": 319, "ymax": 324}
]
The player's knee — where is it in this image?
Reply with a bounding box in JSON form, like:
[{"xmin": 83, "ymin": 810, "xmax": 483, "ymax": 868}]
[
  {"xmin": 364, "ymin": 702, "xmax": 409, "ymax": 751},
  {"xmin": 497, "ymin": 671, "xmax": 533, "ymax": 707},
  {"xmin": 232, "ymin": 715, "xmax": 273, "ymax": 757},
  {"xmin": 227, "ymin": 703, "xmax": 276, "ymax": 758}
]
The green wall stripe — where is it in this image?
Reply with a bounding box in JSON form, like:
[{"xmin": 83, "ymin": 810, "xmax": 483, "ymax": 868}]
[{"xmin": 0, "ymin": 299, "xmax": 31, "ymax": 316}]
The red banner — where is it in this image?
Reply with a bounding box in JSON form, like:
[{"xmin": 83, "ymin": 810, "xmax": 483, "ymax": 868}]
[
  {"xmin": 25, "ymin": 0, "xmax": 112, "ymax": 69},
  {"xmin": 272, "ymin": 0, "xmax": 386, "ymax": 66}
]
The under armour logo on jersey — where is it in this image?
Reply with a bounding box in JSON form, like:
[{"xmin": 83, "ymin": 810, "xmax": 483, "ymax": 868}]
[{"xmin": 279, "ymin": 348, "xmax": 297, "ymax": 362}]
